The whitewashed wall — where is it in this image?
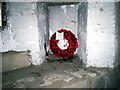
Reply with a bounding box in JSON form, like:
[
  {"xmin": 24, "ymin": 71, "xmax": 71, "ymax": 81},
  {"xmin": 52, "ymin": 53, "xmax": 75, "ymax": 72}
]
[
  {"xmin": 77, "ymin": 2, "xmax": 88, "ymax": 65},
  {"xmin": 0, "ymin": 1, "xmax": 2, "ymax": 72},
  {"xmin": 49, "ymin": 5, "xmax": 78, "ymax": 38},
  {"xmin": 37, "ymin": 3, "xmax": 49, "ymax": 61},
  {"xmin": 0, "ymin": 2, "xmax": 118, "ymax": 68},
  {"xmin": 0, "ymin": 28, "xmax": 2, "ymax": 74},
  {"xmin": 0, "ymin": 31, "xmax": 2, "ymax": 53},
  {"xmin": 86, "ymin": 2, "xmax": 116, "ymax": 68},
  {"xmin": 1, "ymin": 2, "xmax": 41, "ymax": 65},
  {"xmin": 0, "ymin": 2, "xmax": 1, "ymax": 26},
  {"xmin": 118, "ymin": 2, "xmax": 120, "ymax": 66}
]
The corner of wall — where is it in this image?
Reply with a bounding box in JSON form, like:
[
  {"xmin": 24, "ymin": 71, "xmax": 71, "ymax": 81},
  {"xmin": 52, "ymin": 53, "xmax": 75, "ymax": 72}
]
[{"xmin": 77, "ymin": 2, "xmax": 88, "ymax": 66}]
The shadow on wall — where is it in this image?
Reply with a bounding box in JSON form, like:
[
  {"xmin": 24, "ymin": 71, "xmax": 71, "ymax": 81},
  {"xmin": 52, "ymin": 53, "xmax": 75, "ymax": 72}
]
[
  {"xmin": 118, "ymin": 2, "xmax": 120, "ymax": 61},
  {"xmin": 94, "ymin": 68, "xmax": 119, "ymax": 88},
  {"xmin": 117, "ymin": 1, "xmax": 120, "ymax": 88}
]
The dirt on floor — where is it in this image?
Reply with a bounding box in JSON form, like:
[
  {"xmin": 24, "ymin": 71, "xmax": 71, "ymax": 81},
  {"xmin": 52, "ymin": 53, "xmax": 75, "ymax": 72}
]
[{"xmin": 2, "ymin": 55, "xmax": 119, "ymax": 88}]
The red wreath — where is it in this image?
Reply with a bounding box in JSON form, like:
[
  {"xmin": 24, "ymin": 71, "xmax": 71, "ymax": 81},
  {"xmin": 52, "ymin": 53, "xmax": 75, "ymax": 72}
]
[{"xmin": 50, "ymin": 29, "xmax": 78, "ymax": 59}]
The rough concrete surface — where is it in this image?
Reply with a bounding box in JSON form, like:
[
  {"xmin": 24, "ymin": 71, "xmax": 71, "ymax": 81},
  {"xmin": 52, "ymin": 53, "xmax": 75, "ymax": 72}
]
[
  {"xmin": 2, "ymin": 51, "xmax": 31, "ymax": 72},
  {"xmin": 49, "ymin": 5, "xmax": 78, "ymax": 38},
  {"xmin": 0, "ymin": 2, "xmax": 119, "ymax": 88},
  {"xmin": 2, "ymin": 55, "xmax": 118, "ymax": 88},
  {"xmin": 86, "ymin": 2, "xmax": 116, "ymax": 68},
  {"xmin": 0, "ymin": 2, "xmax": 119, "ymax": 68},
  {"xmin": 77, "ymin": 2, "xmax": 88, "ymax": 65},
  {"xmin": 1, "ymin": 2, "xmax": 41, "ymax": 65},
  {"xmin": 0, "ymin": 73, "xmax": 1, "ymax": 90},
  {"xmin": 37, "ymin": 3, "xmax": 49, "ymax": 63}
]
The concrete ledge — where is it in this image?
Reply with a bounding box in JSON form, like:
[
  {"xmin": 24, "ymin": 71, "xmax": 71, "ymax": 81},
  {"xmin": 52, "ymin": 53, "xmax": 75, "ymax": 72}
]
[
  {"xmin": 2, "ymin": 51, "xmax": 31, "ymax": 72},
  {"xmin": 2, "ymin": 59, "xmax": 119, "ymax": 88}
]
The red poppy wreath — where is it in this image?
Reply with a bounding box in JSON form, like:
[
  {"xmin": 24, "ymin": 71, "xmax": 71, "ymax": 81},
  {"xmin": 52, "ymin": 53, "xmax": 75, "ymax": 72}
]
[{"xmin": 50, "ymin": 29, "xmax": 78, "ymax": 59}]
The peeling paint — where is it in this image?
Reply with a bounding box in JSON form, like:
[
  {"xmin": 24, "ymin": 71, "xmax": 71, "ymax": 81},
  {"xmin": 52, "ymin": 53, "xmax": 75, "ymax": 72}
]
[{"xmin": 1, "ymin": 2, "xmax": 41, "ymax": 65}]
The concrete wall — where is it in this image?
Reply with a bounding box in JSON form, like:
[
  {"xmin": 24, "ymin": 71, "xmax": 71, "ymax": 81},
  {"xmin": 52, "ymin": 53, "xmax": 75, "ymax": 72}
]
[
  {"xmin": 0, "ymin": 2, "xmax": 1, "ymax": 26},
  {"xmin": 77, "ymin": 2, "xmax": 88, "ymax": 65},
  {"xmin": 114, "ymin": 2, "xmax": 119, "ymax": 68},
  {"xmin": 2, "ymin": 51, "xmax": 30, "ymax": 72},
  {"xmin": 118, "ymin": 2, "xmax": 120, "ymax": 67},
  {"xmin": 116, "ymin": 2, "xmax": 120, "ymax": 68},
  {"xmin": 118, "ymin": 2, "xmax": 120, "ymax": 84},
  {"xmin": 0, "ymin": 29, "xmax": 2, "ymax": 73},
  {"xmin": 49, "ymin": 5, "xmax": 78, "ymax": 39},
  {"xmin": 0, "ymin": 27, "xmax": 2, "ymax": 89},
  {"xmin": 86, "ymin": 2, "xmax": 116, "ymax": 68},
  {"xmin": 0, "ymin": 2, "xmax": 118, "ymax": 71},
  {"xmin": 0, "ymin": 2, "xmax": 42, "ymax": 66},
  {"xmin": 37, "ymin": 3, "xmax": 49, "ymax": 61},
  {"xmin": 0, "ymin": 52, "xmax": 1, "ymax": 73}
]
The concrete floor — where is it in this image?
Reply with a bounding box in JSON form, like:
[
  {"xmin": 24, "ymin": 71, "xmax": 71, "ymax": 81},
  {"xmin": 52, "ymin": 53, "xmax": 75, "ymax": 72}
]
[{"xmin": 2, "ymin": 55, "xmax": 119, "ymax": 88}]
